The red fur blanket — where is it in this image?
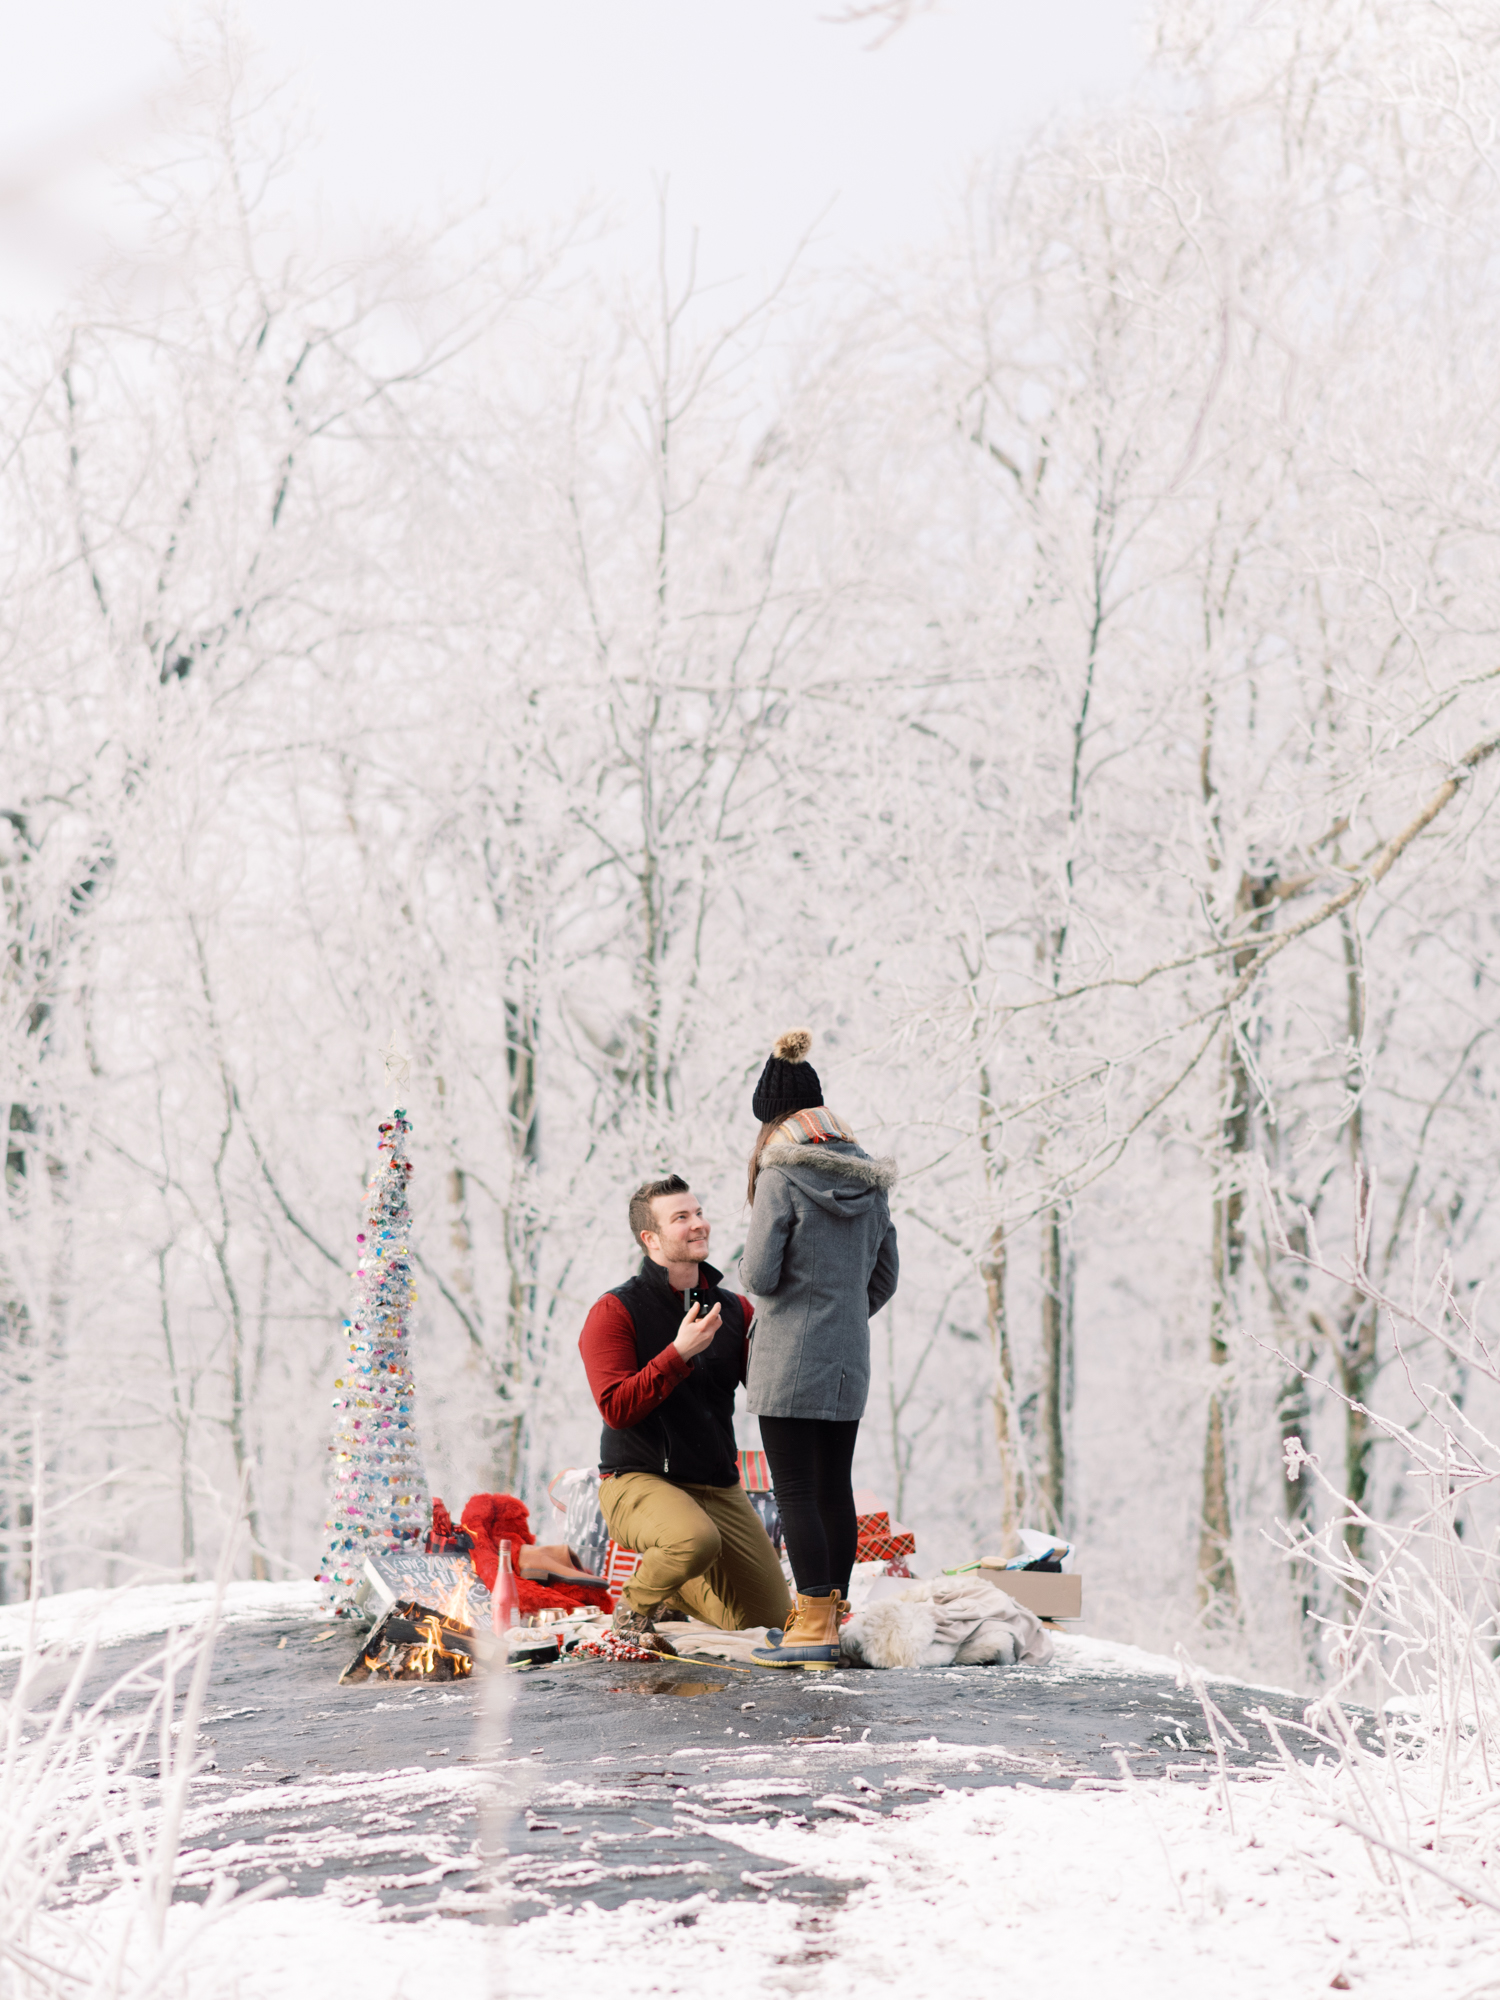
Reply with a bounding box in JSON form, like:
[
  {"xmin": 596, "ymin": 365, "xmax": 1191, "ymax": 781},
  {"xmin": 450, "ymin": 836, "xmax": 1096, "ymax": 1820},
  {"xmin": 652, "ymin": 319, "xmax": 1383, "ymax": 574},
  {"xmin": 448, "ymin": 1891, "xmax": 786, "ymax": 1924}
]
[{"xmin": 459, "ymin": 1492, "xmax": 612, "ymax": 1616}]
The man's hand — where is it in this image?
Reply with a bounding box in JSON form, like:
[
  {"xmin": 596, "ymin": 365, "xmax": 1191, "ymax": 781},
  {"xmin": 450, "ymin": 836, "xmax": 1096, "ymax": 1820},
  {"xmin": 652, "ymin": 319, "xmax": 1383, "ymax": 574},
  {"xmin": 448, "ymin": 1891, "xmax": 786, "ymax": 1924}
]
[{"xmin": 674, "ymin": 1299, "xmax": 721, "ymax": 1359}]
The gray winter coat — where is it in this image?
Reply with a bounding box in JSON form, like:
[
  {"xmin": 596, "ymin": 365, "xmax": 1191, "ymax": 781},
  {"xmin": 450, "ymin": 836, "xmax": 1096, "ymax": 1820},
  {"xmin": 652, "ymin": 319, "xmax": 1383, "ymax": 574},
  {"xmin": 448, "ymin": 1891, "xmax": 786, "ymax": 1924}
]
[{"xmin": 740, "ymin": 1139, "xmax": 899, "ymax": 1421}]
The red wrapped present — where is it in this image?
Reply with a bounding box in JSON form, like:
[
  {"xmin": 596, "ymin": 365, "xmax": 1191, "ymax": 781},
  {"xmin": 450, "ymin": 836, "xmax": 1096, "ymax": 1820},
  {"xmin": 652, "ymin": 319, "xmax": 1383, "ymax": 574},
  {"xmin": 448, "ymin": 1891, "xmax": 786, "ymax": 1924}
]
[
  {"xmin": 738, "ymin": 1449, "xmax": 774, "ymax": 1492},
  {"xmin": 855, "ymin": 1510, "xmax": 917, "ymax": 1564}
]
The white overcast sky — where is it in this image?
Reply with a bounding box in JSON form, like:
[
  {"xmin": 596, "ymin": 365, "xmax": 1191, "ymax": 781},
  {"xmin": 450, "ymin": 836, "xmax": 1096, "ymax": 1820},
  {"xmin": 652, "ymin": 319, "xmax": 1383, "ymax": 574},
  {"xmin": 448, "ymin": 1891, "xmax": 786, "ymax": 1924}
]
[{"xmin": 0, "ymin": 2, "xmax": 1146, "ymax": 305}]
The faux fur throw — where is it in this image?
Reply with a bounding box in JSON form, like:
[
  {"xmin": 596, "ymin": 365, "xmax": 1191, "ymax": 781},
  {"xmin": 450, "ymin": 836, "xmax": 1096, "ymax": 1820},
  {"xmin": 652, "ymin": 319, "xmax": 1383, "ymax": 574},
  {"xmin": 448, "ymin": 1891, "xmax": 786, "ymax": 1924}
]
[
  {"xmin": 840, "ymin": 1575, "xmax": 1054, "ymax": 1669},
  {"xmin": 460, "ymin": 1493, "xmax": 612, "ymax": 1617}
]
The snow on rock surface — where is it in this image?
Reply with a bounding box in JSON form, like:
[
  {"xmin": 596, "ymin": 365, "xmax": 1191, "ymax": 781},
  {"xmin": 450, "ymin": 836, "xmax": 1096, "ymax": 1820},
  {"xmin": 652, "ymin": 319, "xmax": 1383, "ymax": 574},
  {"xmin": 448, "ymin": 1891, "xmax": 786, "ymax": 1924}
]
[
  {"xmin": 103, "ymin": 1775, "xmax": 1496, "ymax": 1999},
  {"xmin": 7, "ymin": 1582, "xmax": 1478, "ymax": 1994},
  {"xmin": 0, "ymin": 1584, "xmax": 1273, "ymax": 1686},
  {"xmin": 1047, "ymin": 1629, "xmax": 1294, "ymax": 1694},
  {"xmin": 0, "ymin": 1578, "xmax": 324, "ymax": 1656}
]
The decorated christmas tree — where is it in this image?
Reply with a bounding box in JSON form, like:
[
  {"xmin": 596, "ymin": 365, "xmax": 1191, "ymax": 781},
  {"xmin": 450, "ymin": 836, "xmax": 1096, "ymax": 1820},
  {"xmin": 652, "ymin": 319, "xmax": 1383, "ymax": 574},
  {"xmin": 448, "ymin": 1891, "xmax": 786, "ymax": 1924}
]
[{"xmin": 316, "ymin": 1104, "xmax": 432, "ymax": 1611}]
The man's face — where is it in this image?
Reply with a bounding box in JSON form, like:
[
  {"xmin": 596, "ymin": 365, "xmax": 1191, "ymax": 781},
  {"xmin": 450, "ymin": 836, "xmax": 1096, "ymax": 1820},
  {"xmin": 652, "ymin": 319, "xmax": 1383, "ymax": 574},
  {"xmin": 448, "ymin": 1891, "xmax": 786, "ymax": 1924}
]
[{"xmin": 641, "ymin": 1188, "xmax": 710, "ymax": 1268}]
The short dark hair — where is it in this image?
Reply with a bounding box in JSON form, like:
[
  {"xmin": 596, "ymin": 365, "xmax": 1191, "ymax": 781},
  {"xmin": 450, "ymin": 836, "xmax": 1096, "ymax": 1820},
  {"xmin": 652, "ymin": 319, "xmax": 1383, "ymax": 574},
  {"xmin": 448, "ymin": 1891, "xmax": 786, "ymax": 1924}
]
[{"xmin": 629, "ymin": 1174, "xmax": 690, "ymax": 1244}]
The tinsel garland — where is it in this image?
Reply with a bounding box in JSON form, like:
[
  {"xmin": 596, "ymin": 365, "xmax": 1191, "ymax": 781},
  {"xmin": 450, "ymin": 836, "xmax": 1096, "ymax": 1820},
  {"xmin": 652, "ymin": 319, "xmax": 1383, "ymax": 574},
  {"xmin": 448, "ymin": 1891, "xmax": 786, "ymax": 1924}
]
[
  {"xmin": 315, "ymin": 1106, "xmax": 432, "ymax": 1610},
  {"xmin": 568, "ymin": 1629, "xmax": 665, "ymax": 1663}
]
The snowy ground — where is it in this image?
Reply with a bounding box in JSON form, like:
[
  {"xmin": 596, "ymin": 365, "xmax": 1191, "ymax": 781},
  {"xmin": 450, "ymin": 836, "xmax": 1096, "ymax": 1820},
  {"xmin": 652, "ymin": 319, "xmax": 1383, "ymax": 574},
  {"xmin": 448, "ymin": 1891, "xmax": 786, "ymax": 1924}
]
[
  {"xmin": 10, "ymin": 1581, "xmax": 1496, "ymax": 1996},
  {"xmin": 89, "ymin": 1774, "xmax": 1498, "ymax": 1999},
  {"xmin": 0, "ymin": 1576, "xmax": 325, "ymax": 1657}
]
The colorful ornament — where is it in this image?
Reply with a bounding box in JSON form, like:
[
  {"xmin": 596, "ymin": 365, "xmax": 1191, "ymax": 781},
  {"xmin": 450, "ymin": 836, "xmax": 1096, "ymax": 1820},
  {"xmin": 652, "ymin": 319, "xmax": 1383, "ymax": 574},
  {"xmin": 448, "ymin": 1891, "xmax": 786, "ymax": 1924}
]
[{"xmin": 314, "ymin": 1106, "xmax": 432, "ymax": 1612}]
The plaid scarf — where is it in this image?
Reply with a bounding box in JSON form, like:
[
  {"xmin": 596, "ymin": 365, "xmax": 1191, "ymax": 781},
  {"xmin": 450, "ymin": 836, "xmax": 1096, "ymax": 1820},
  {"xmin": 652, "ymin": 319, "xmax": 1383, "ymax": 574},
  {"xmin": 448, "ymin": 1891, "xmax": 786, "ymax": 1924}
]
[{"xmin": 770, "ymin": 1106, "xmax": 856, "ymax": 1146}]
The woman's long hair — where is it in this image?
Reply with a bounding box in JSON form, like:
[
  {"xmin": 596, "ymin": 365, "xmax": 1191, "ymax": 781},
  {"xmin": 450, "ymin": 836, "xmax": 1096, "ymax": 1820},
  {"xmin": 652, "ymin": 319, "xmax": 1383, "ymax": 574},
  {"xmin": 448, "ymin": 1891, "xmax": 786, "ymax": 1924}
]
[{"xmin": 746, "ymin": 1119, "xmax": 783, "ymax": 1207}]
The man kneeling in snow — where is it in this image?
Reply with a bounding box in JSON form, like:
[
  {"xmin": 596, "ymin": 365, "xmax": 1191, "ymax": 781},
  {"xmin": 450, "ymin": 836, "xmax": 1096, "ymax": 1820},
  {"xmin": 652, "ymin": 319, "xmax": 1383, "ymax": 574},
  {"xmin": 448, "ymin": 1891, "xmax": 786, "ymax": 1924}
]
[{"xmin": 579, "ymin": 1175, "xmax": 792, "ymax": 1656}]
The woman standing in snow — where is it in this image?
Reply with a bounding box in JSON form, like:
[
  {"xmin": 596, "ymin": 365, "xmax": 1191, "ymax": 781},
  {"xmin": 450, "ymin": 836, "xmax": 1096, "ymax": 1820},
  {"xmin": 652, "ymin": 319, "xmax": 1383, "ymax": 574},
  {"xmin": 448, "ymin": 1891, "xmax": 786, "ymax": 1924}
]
[{"xmin": 740, "ymin": 1029, "xmax": 899, "ymax": 1668}]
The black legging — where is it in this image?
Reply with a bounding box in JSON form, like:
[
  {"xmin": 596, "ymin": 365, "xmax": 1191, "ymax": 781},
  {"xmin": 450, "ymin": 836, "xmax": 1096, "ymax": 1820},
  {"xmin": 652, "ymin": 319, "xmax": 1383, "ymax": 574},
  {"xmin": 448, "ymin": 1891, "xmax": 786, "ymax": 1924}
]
[{"xmin": 758, "ymin": 1415, "xmax": 860, "ymax": 1599}]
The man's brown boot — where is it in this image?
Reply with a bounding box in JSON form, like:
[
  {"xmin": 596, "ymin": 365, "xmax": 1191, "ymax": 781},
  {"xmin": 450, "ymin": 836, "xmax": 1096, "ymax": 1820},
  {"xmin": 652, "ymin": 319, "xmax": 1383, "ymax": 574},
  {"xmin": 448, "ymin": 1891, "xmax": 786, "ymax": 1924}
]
[
  {"xmin": 611, "ymin": 1604, "xmax": 678, "ymax": 1657},
  {"xmin": 751, "ymin": 1591, "xmax": 841, "ymax": 1669}
]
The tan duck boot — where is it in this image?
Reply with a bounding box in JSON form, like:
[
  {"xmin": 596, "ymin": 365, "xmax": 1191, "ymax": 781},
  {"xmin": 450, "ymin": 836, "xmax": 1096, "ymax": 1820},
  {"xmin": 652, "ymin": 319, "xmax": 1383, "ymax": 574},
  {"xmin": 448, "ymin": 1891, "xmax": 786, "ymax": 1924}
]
[{"xmin": 751, "ymin": 1590, "xmax": 842, "ymax": 1669}]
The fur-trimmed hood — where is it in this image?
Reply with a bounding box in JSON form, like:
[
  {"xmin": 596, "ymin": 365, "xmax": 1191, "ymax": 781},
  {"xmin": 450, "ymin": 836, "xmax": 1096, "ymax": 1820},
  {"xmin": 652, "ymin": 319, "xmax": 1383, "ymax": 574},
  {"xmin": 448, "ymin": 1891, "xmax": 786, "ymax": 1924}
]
[{"xmin": 759, "ymin": 1140, "xmax": 897, "ymax": 1192}]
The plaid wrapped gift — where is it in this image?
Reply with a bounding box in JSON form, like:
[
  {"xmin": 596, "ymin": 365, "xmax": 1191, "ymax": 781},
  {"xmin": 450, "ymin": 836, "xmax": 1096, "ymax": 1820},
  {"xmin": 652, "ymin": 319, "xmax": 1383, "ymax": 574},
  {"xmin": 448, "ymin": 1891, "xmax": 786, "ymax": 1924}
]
[
  {"xmin": 855, "ymin": 1511, "xmax": 917, "ymax": 1564},
  {"xmin": 602, "ymin": 1539, "xmax": 643, "ymax": 1591}
]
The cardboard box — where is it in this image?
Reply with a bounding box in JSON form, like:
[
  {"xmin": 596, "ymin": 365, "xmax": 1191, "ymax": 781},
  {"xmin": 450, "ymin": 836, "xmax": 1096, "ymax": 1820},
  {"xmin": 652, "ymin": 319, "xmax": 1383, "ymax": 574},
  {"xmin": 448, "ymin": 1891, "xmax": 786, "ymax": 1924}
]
[{"xmin": 980, "ymin": 1563, "xmax": 1082, "ymax": 1620}]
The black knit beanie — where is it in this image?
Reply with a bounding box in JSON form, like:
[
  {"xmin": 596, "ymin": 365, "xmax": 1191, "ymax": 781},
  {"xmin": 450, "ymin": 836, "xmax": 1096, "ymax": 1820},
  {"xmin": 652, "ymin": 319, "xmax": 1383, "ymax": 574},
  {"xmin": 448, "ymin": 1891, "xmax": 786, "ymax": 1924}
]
[{"xmin": 752, "ymin": 1028, "xmax": 823, "ymax": 1123}]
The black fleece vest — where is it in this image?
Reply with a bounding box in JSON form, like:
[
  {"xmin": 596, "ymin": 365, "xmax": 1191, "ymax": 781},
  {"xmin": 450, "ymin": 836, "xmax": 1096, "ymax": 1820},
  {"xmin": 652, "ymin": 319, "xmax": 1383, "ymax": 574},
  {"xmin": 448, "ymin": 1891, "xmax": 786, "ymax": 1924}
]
[{"xmin": 597, "ymin": 1258, "xmax": 745, "ymax": 1487}]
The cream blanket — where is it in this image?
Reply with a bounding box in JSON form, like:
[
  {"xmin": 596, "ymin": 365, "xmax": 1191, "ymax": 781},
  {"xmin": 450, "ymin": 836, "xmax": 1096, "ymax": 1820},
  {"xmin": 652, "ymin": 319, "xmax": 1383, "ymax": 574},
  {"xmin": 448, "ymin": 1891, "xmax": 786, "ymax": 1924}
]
[{"xmin": 839, "ymin": 1574, "xmax": 1053, "ymax": 1669}]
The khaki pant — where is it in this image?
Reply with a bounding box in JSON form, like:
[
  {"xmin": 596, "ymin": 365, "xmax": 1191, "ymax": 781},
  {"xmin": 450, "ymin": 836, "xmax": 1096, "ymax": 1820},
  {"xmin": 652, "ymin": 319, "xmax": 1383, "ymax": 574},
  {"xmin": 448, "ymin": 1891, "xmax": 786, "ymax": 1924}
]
[{"xmin": 599, "ymin": 1472, "xmax": 792, "ymax": 1630}]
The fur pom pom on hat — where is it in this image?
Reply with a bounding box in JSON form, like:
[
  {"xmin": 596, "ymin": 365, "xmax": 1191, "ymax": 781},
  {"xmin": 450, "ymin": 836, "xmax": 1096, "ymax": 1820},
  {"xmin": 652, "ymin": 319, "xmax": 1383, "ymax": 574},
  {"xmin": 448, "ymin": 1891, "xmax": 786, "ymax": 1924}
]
[{"xmin": 753, "ymin": 1026, "xmax": 824, "ymax": 1123}]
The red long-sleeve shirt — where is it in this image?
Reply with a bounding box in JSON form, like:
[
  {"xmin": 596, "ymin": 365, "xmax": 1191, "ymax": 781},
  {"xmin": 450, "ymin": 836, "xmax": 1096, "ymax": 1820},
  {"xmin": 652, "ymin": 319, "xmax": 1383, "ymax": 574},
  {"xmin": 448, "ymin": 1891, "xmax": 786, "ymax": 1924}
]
[{"xmin": 580, "ymin": 1291, "xmax": 754, "ymax": 1431}]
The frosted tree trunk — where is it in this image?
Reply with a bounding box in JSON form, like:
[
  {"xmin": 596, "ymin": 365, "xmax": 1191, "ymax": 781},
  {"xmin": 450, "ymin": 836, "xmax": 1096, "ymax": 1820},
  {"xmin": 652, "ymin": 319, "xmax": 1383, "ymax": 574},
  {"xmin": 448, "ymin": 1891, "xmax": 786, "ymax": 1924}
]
[
  {"xmin": 493, "ymin": 989, "xmax": 542, "ymax": 1493},
  {"xmin": 1036, "ymin": 1206, "xmax": 1071, "ymax": 1535},
  {"xmin": 1198, "ymin": 1022, "xmax": 1251, "ymax": 1615},
  {"xmin": 1197, "ymin": 889, "xmax": 1273, "ymax": 1619},
  {"xmin": 980, "ymin": 1216, "xmax": 1024, "ymax": 1545}
]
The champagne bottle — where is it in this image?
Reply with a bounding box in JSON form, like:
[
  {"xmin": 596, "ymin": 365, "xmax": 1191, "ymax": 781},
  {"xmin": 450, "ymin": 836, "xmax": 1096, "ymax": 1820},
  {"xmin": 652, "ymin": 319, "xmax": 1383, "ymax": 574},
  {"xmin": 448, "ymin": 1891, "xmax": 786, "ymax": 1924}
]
[{"xmin": 492, "ymin": 1538, "xmax": 518, "ymax": 1640}]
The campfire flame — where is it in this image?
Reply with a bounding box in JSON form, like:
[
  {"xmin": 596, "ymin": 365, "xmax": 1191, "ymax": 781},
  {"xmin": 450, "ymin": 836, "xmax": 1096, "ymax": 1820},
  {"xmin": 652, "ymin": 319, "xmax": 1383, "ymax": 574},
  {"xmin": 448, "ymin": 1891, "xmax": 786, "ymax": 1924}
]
[
  {"xmin": 439, "ymin": 1571, "xmax": 475, "ymax": 1628},
  {"xmin": 407, "ymin": 1611, "xmax": 473, "ymax": 1680}
]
